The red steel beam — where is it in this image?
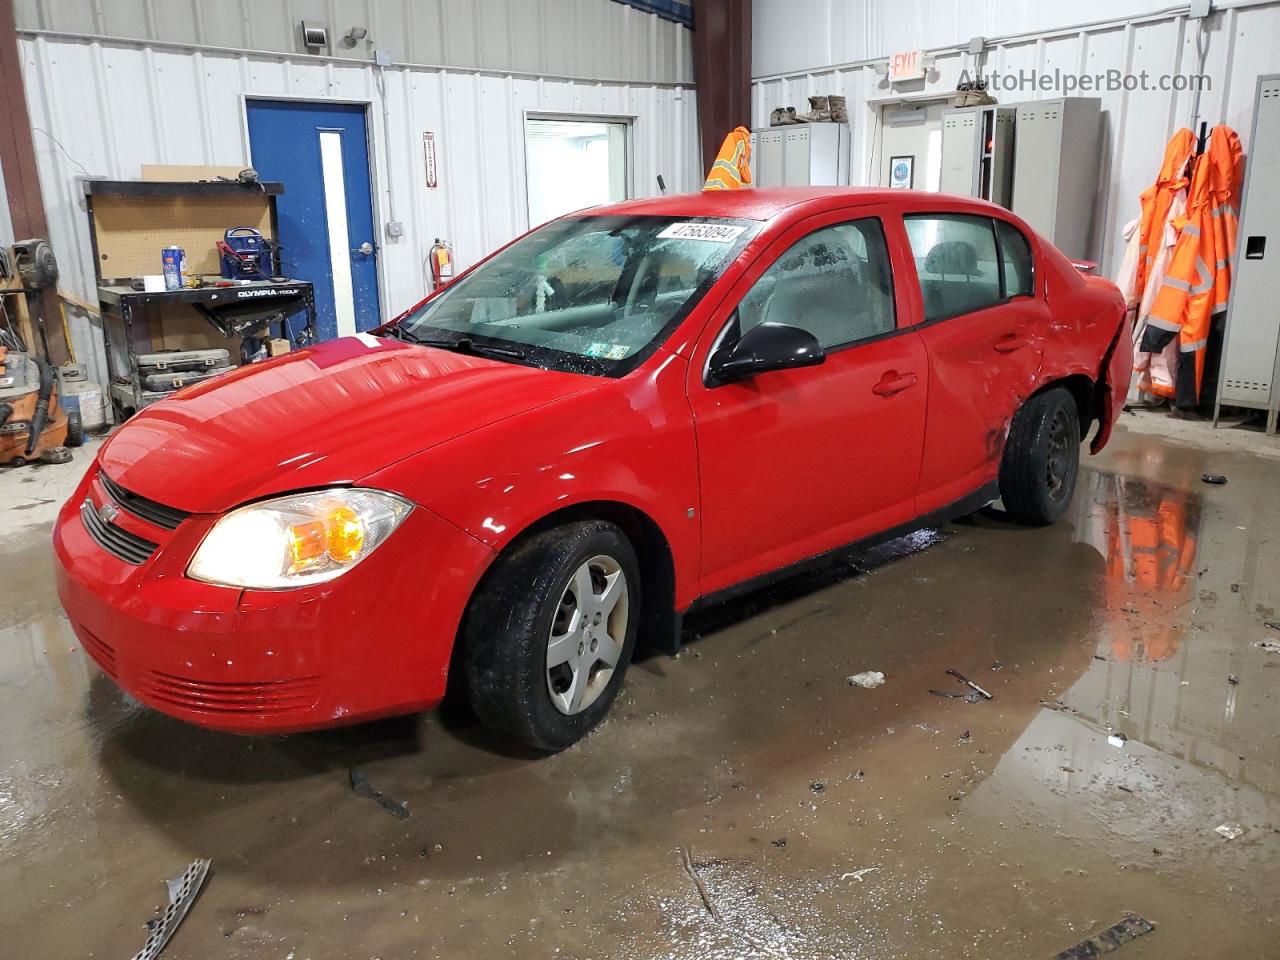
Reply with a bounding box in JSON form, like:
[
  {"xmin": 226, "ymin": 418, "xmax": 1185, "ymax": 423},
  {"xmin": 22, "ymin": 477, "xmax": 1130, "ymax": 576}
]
[
  {"xmin": 0, "ymin": 0, "xmax": 70, "ymax": 363},
  {"xmin": 692, "ymin": 0, "xmax": 752, "ymax": 180}
]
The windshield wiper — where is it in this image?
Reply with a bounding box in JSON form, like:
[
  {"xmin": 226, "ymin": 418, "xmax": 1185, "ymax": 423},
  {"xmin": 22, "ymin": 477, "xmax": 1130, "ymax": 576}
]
[{"xmin": 399, "ymin": 331, "xmax": 527, "ymax": 361}]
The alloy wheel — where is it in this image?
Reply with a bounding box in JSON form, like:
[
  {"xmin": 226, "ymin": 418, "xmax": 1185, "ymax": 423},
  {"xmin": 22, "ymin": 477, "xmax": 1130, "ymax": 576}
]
[{"xmin": 545, "ymin": 555, "xmax": 629, "ymax": 715}]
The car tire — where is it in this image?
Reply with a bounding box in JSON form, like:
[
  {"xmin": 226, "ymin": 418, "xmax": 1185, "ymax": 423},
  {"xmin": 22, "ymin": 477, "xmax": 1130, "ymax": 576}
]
[
  {"xmin": 462, "ymin": 520, "xmax": 641, "ymax": 752},
  {"xmin": 999, "ymin": 387, "xmax": 1081, "ymax": 526}
]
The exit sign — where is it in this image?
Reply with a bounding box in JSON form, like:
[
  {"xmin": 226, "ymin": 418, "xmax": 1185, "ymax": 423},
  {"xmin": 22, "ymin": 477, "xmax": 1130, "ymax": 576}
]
[{"xmin": 889, "ymin": 49, "xmax": 925, "ymax": 82}]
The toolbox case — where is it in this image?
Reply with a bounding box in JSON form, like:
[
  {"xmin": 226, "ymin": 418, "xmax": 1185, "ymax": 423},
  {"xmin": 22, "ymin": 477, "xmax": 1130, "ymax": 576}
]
[
  {"xmin": 135, "ymin": 348, "xmax": 231, "ymax": 374},
  {"xmin": 141, "ymin": 368, "xmax": 228, "ymax": 392}
]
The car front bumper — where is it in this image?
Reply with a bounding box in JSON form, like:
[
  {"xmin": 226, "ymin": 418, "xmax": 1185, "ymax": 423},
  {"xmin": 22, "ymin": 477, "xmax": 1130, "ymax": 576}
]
[{"xmin": 53, "ymin": 465, "xmax": 493, "ymax": 734}]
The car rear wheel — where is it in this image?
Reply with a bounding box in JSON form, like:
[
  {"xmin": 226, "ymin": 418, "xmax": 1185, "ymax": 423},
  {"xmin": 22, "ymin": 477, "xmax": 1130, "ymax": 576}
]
[
  {"xmin": 998, "ymin": 387, "xmax": 1080, "ymax": 525},
  {"xmin": 462, "ymin": 520, "xmax": 640, "ymax": 752}
]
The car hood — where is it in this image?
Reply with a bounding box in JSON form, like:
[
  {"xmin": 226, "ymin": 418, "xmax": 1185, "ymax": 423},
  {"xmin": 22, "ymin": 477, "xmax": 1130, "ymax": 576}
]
[{"xmin": 98, "ymin": 335, "xmax": 597, "ymax": 513}]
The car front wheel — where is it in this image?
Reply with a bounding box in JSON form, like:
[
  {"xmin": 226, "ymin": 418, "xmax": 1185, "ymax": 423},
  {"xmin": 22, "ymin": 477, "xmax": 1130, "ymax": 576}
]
[
  {"xmin": 462, "ymin": 520, "xmax": 640, "ymax": 752},
  {"xmin": 998, "ymin": 387, "xmax": 1081, "ymax": 525}
]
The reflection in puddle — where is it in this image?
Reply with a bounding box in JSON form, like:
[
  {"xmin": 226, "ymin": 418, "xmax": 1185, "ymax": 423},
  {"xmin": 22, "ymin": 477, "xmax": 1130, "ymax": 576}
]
[{"xmin": 1072, "ymin": 471, "xmax": 1204, "ymax": 663}]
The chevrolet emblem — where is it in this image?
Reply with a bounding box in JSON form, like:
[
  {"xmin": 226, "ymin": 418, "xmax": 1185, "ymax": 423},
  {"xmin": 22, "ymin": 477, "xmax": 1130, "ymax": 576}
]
[{"xmin": 99, "ymin": 502, "xmax": 119, "ymax": 524}]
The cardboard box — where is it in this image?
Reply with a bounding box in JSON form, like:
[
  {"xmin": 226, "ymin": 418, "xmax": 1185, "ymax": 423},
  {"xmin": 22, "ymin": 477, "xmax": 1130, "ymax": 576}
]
[{"xmin": 267, "ymin": 338, "xmax": 291, "ymax": 357}]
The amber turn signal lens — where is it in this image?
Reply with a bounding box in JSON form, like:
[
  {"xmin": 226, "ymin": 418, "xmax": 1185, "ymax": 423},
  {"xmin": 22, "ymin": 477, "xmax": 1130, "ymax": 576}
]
[
  {"xmin": 286, "ymin": 507, "xmax": 365, "ymax": 574},
  {"xmin": 326, "ymin": 506, "xmax": 365, "ymax": 564},
  {"xmin": 287, "ymin": 519, "xmax": 326, "ymax": 573}
]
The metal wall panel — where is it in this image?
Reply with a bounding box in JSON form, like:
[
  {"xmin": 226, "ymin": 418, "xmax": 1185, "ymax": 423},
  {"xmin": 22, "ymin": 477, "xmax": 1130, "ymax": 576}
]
[
  {"xmin": 15, "ymin": 0, "xmax": 694, "ymax": 84},
  {"xmin": 19, "ymin": 35, "xmax": 699, "ymax": 392},
  {"xmin": 751, "ymin": 0, "xmax": 1280, "ymax": 279}
]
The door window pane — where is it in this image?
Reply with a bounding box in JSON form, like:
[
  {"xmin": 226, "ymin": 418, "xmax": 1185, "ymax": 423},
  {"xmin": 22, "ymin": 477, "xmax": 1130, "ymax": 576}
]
[
  {"xmin": 995, "ymin": 219, "xmax": 1034, "ymax": 297},
  {"xmin": 737, "ymin": 219, "xmax": 895, "ymax": 349},
  {"xmin": 905, "ymin": 215, "xmax": 1002, "ymax": 322},
  {"xmin": 525, "ymin": 118, "xmax": 628, "ymax": 226}
]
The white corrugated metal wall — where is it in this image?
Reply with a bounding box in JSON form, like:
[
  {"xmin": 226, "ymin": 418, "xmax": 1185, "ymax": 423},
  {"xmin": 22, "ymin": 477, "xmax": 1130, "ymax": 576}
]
[
  {"xmin": 17, "ymin": 22, "xmax": 697, "ymax": 391},
  {"xmin": 752, "ymin": 0, "xmax": 1280, "ymax": 280},
  {"xmin": 14, "ymin": 0, "xmax": 694, "ymax": 83}
]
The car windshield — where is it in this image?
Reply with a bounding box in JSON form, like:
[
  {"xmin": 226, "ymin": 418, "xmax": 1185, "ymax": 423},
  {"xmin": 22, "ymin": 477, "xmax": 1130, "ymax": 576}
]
[{"xmin": 396, "ymin": 215, "xmax": 755, "ymax": 376}]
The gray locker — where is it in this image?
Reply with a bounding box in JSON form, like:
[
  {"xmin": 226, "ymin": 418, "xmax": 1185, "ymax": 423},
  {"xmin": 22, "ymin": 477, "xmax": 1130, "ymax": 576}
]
[
  {"xmin": 1011, "ymin": 97, "xmax": 1102, "ymax": 259},
  {"xmin": 1216, "ymin": 74, "xmax": 1280, "ymax": 433},
  {"xmin": 941, "ymin": 110, "xmax": 978, "ymax": 195},
  {"xmin": 940, "ymin": 106, "xmax": 1015, "ymax": 206},
  {"xmin": 749, "ymin": 124, "xmax": 850, "ymax": 188}
]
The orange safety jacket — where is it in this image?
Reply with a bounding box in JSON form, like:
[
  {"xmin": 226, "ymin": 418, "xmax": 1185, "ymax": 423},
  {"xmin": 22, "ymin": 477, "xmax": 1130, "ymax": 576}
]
[
  {"xmin": 703, "ymin": 126, "xmax": 752, "ymax": 190},
  {"xmin": 1125, "ymin": 129, "xmax": 1195, "ymax": 402},
  {"xmin": 1139, "ymin": 125, "xmax": 1243, "ymax": 405},
  {"xmin": 1134, "ymin": 129, "xmax": 1196, "ymax": 302}
]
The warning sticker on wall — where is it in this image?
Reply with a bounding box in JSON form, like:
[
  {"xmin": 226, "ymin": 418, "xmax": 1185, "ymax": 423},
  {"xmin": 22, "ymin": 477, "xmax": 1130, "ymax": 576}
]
[{"xmin": 657, "ymin": 222, "xmax": 746, "ymax": 243}]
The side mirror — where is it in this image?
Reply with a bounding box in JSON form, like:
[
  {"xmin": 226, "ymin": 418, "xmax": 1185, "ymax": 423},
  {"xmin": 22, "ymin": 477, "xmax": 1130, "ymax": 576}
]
[{"xmin": 708, "ymin": 321, "xmax": 826, "ymax": 386}]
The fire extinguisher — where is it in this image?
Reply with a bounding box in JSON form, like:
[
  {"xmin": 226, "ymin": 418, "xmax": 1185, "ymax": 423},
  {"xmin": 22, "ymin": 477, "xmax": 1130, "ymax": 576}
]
[{"xmin": 428, "ymin": 238, "xmax": 454, "ymax": 290}]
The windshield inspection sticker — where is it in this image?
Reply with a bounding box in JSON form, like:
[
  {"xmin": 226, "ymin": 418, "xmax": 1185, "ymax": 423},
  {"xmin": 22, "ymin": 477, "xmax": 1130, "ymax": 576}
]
[
  {"xmin": 585, "ymin": 342, "xmax": 631, "ymax": 360},
  {"xmin": 658, "ymin": 222, "xmax": 746, "ymax": 243}
]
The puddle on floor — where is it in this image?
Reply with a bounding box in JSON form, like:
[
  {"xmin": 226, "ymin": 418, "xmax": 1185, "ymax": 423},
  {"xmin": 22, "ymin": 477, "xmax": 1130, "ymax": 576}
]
[{"xmin": 1, "ymin": 427, "xmax": 1277, "ymax": 958}]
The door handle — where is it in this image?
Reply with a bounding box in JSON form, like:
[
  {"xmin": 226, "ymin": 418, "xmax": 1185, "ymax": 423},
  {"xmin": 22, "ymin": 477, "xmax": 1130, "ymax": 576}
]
[
  {"xmin": 353, "ymin": 242, "xmax": 374, "ymax": 256},
  {"xmin": 873, "ymin": 371, "xmax": 918, "ymax": 397},
  {"xmin": 994, "ymin": 334, "xmax": 1029, "ymax": 353}
]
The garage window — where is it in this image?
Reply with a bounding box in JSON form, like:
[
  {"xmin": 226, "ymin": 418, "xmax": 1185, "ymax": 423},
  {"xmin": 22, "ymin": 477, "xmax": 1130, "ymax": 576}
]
[
  {"xmin": 905, "ymin": 214, "xmax": 1002, "ymax": 322},
  {"xmin": 734, "ymin": 218, "xmax": 895, "ymax": 350}
]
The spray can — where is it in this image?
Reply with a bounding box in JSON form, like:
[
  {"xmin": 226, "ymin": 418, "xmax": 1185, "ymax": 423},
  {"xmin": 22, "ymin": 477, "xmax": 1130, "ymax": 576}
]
[{"xmin": 161, "ymin": 246, "xmax": 186, "ymax": 291}]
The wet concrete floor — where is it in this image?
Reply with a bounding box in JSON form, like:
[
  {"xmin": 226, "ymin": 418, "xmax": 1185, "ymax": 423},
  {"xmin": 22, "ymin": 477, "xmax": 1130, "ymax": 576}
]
[{"xmin": 1, "ymin": 425, "xmax": 1278, "ymax": 959}]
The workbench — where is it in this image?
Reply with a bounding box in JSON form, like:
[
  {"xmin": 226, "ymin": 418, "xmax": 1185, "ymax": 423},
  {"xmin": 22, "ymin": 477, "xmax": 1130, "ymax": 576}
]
[
  {"xmin": 98, "ymin": 280, "xmax": 316, "ymax": 418},
  {"xmin": 82, "ymin": 177, "xmax": 322, "ymax": 418}
]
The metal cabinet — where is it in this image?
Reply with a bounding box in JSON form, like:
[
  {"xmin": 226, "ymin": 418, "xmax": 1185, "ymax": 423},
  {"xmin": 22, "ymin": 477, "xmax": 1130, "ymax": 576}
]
[
  {"xmin": 1011, "ymin": 97, "xmax": 1102, "ymax": 260},
  {"xmin": 1216, "ymin": 74, "xmax": 1280, "ymax": 433},
  {"xmin": 750, "ymin": 124, "xmax": 850, "ymax": 188},
  {"xmin": 940, "ymin": 106, "xmax": 1015, "ymax": 206}
]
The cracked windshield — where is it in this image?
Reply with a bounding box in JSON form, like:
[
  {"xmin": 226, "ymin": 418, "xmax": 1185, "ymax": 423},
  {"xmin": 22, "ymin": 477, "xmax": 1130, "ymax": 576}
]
[{"xmin": 399, "ymin": 216, "xmax": 751, "ymax": 370}]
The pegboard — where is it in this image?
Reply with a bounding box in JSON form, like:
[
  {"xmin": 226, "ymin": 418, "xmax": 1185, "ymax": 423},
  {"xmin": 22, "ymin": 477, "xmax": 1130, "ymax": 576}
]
[{"xmin": 90, "ymin": 194, "xmax": 274, "ymax": 280}]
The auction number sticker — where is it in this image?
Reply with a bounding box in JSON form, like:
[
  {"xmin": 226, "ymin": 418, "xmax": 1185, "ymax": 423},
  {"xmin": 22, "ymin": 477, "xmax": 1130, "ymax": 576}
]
[{"xmin": 658, "ymin": 222, "xmax": 746, "ymax": 243}]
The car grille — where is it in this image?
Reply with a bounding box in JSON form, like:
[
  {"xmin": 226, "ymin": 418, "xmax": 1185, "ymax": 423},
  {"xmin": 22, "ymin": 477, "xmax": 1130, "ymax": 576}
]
[
  {"xmin": 80, "ymin": 498, "xmax": 159, "ymax": 565},
  {"xmin": 138, "ymin": 671, "xmax": 321, "ymax": 717},
  {"xmin": 98, "ymin": 471, "xmax": 190, "ymax": 531},
  {"xmin": 78, "ymin": 627, "xmax": 118, "ymax": 679}
]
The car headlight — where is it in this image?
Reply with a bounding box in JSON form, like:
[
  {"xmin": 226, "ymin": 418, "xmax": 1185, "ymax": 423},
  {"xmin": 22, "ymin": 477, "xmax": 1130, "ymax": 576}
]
[{"xmin": 188, "ymin": 488, "xmax": 412, "ymax": 589}]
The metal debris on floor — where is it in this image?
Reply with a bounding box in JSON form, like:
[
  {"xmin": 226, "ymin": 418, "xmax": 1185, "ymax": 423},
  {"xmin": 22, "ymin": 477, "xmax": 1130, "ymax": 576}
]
[
  {"xmin": 846, "ymin": 671, "xmax": 885, "ymax": 688},
  {"xmin": 929, "ymin": 668, "xmax": 993, "ymax": 702},
  {"xmin": 1051, "ymin": 913, "xmax": 1156, "ymax": 959},
  {"xmin": 1201, "ymin": 473, "xmax": 1228, "ymax": 485},
  {"xmin": 131, "ymin": 858, "xmax": 211, "ymax": 960},
  {"xmin": 1215, "ymin": 823, "xmax": 1245, "ymax": 841},
  {"xmin": 349, "ymin": 768, "xmax": 410, "ymax": 820},
  {"xmin": 839, "ymin": 867, "xmax": 880, "ymax": 882},
  {"xmin": 678, "ymin": 848, "xmax": 779, "ymax": 956}
]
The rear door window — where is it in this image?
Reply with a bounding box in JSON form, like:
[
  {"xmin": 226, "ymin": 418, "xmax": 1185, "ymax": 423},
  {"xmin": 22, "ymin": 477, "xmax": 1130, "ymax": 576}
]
[
  {"xmin": 995, "ymin": 219, "xmax": 1035, "ymax": 297},
  {"xmin": 904, "ymin": 215, "xmax": 1002, "ymax": 322}
]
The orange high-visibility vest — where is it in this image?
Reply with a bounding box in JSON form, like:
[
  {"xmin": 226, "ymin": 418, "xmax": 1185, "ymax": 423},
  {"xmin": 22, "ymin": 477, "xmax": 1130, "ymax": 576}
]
[
  {"xmin": 1141, "ymin": 125, "xmax": 1242, "ymax": 403},
  {"xmin": 1134, "ymin": 129, "xmax": 1195, "ymax": 303},
  {"xmin": 703, "ymin": 126, "xmax": 752, "ymax": 191}
]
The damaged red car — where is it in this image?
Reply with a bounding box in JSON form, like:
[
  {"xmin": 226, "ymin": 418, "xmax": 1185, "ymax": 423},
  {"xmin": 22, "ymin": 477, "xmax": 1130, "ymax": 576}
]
[{"xmin": 54, "ymin": 188, "xmax": 1130, "ymax": 751}]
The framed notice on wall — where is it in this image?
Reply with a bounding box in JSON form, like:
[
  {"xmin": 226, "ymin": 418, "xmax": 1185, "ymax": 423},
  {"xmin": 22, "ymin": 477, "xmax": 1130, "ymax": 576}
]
[{"xmin": 889, "ymin": 155, "xmax": 914, "ymax": 189}]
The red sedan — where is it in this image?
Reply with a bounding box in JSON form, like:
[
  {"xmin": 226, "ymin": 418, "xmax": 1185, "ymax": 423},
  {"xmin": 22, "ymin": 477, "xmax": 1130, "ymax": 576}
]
[{"xmin": 54, "ymin": 188, "xmax": 1130, "ymax": 750}]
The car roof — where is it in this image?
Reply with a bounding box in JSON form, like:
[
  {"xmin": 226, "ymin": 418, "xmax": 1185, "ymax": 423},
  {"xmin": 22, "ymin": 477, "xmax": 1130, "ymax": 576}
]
[{"xmin": 578, "ymin": 187, "xmax": 1008, "ymax": 222}]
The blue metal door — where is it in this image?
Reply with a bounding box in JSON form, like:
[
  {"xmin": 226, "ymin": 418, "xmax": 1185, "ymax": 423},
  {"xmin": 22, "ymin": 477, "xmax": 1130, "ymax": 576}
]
[{"xmin": 246, "ymin": 99, "xmax": 381, "ymax": 340}]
